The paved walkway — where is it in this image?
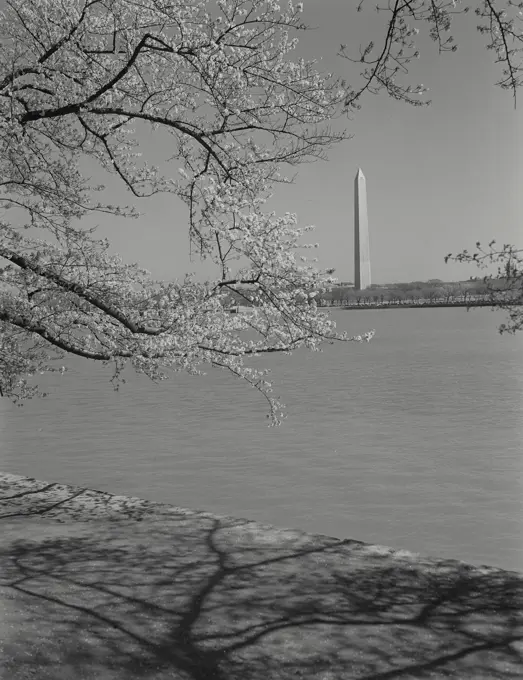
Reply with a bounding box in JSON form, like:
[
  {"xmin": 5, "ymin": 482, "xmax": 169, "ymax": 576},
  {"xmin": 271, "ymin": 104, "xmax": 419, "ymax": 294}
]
[{"xmin": 1, "ymin": 472, "xmax": 522, "ymax": 679}]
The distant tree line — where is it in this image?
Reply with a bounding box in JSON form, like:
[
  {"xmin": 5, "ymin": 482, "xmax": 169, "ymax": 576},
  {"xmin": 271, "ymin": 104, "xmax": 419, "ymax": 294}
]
[
  {"xmin": 223, "ymin": 278, "xmax": 521, "ymax": 310},
  {"xmin": 317, "ymin": 279, "xmax": 511, "ymax": 308}
]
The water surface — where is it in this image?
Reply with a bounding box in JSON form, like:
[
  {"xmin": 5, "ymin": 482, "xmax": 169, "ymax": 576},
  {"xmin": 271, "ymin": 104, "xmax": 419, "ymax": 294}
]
[{"xmin": 1, "ymin": 308, "xmax": 521, "ymax": 571}]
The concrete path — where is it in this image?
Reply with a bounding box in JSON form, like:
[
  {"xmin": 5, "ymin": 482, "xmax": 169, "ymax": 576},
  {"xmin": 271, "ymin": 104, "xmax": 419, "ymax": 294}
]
[{"xmin": 1, "ymin": 472, "xmax": 522, "ymax": 679}]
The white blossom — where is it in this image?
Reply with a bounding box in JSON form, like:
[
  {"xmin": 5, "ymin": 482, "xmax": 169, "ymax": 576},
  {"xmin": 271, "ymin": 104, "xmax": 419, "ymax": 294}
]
[{"xmin": 0, "ymin": 0, "xmax": 367, "ymax": 424}]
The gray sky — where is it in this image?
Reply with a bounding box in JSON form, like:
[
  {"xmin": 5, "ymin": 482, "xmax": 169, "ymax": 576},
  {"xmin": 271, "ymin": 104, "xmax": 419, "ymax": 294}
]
[{"xmin": 26, "ymin": 1, "xmax": 523, "ymax": 284}]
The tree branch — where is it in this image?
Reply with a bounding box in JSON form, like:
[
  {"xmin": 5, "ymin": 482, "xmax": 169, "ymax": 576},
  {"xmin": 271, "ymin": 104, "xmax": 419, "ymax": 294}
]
[
  {"xmin": 0, "ymin": 245, "xmax": 165, "ymax": 336},
  {"xmin": 0, "ymin": 308, "xmax": 116, "ymax": 360}
]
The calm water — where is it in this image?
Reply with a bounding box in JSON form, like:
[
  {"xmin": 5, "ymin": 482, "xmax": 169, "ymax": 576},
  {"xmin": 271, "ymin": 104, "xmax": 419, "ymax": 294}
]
[{"xmin": 1, "ymin": 308, "xmax": 522, "ymax": 572}]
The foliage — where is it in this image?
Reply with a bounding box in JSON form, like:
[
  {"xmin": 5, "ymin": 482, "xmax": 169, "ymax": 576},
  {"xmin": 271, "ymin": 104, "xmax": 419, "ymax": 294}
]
[
  {"xmin": 445, "ymin": 242, "xmax": 523, "ymax": 333},
  {"xmin": 0, "ymin": 0, "xmax": 377, "ymax": 424}
]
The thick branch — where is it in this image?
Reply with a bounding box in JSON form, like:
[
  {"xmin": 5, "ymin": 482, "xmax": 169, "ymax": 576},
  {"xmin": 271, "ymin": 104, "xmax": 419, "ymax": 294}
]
[
  {"xmin": 0, "ymin": 245, "xmax": 164, "ymax": 336},
  {"xmin": 0, "ymin": 308, "xmax": 115, "ymax": 360},
  {"xmin": 214, "ymin": 274, "xmax": 261, "ymax": 291},
  {"xmin": 20, "ymin": 105, "xmax": 230, "ymax": 176}
]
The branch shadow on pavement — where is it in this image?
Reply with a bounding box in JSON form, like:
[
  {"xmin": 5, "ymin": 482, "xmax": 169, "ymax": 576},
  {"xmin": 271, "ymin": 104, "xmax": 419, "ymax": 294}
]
[{"xmin": 0, "ymin": 477, "xmax": 522, "ymax": 680}]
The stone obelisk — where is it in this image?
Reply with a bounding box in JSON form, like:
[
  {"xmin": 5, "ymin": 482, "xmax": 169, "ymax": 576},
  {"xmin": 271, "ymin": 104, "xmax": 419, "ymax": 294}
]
[{"xmin": 354, "ymin": 168, "xmax": 371, "ymax": 290}]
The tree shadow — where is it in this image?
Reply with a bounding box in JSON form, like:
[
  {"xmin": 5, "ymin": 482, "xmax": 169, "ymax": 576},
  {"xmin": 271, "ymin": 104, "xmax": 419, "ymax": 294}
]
[{"xmin": 1, "ymin": 475, "xmax": 522, "ymax": 679}]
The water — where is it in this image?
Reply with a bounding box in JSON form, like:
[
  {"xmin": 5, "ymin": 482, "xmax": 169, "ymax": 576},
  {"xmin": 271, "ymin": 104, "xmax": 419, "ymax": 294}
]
[{"xmin": 1, "ymin": 308, "xmax": 522, "ymax": 572}]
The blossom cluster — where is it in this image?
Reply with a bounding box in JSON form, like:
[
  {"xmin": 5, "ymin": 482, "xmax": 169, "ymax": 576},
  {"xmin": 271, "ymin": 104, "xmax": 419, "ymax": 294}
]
[{"xmin": 0, "ymin": 0, "xmax": 372, "ymax": 423}]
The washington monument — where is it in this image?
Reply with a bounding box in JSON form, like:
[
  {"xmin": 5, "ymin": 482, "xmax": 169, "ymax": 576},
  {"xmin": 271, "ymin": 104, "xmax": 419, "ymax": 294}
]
[{"xmin": 354, "ymin": 168, "xmax": 371, "ymax": 290}]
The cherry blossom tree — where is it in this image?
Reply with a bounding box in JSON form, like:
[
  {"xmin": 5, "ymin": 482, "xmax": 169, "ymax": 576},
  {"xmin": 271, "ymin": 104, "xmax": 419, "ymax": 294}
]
[
  {"xmin": 2, "ymin": 1, "xmax": 521, "ymax": 423},
  {"xmin": 0, "ymin": 0, "xmax": 376, "ymax": 424}
]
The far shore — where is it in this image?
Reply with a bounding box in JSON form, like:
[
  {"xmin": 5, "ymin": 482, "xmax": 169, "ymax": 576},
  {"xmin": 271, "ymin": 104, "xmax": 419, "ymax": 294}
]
[
  {"xmin": 319, "ymin": 300, "xmax": 516, "ymax": 310},
  {"xmin": 229, "ymin": 299, "xmax": 519, "ymax": 313}
]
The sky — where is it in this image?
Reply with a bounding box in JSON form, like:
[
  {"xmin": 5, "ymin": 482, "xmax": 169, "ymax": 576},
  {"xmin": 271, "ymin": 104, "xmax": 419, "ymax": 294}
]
[{"xmin": 9, "ymin": 0, "xmax": 523, "ymax": 285}]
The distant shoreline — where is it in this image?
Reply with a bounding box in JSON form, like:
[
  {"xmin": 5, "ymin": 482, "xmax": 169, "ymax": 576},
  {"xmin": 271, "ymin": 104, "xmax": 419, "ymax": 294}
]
[
  {"xmin": 319, "ymin": 300, "xmax": 516, "ymax": 310},
  {"xmin": 228, "ymin": 300, "xmax": 518, "ymax": 313}
]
